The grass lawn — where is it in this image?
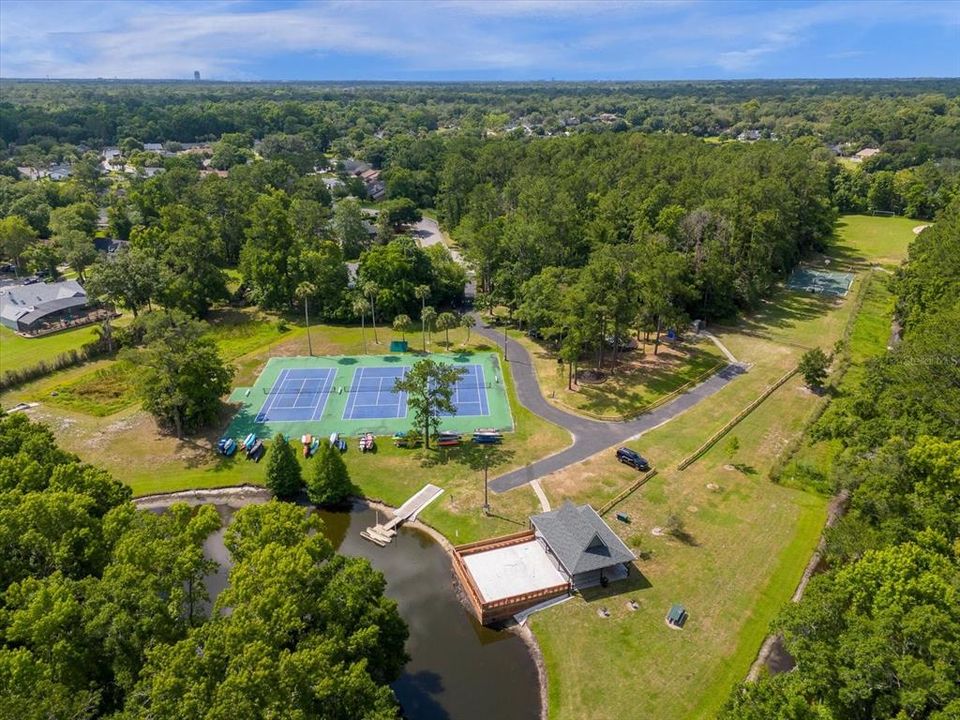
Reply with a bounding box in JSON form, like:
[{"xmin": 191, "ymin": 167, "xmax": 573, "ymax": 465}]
[
  {"xmin": 525, "ymin": 214, "xmax": 913, "ymax": 720},
  {"xmin": 3, "ymin": 316, "xmax": 567, "ymax": 544},
  {"xmin": 777, "ymin": 270, "xmax": 896, "ymax": 489},
  {"xmin": 44, "ymin": 361, "xmax": 138, "ymax": 417},
  {"xmin": 511, "ymin": 330, "xmax": 726, "ymax": 419},
  {"xmin": 0, "ymin": 212, "xmax": 915, "ymax": 718},
  {"xmin": 1, "ymin": 322, "xmax": 111, "ymax": 372},
  {"xmin": 829, "ymin": 214, "xmax": 919, "ymax": 269}
]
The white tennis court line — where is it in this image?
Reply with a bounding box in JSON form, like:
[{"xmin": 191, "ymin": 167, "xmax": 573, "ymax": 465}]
[
  {"xmin": 476, "ymin": 364, "xmax": 489, "ymax": 415},
  {"xmin": 260, "ymin": 369, "xmax": 334, "ymax": 420},
  {"xmin": 309, "ymin": 368, "xmax": 336, "ymax": 421},
  {"xmin": 257, "ymin": 368, "xmax": 290, "ymax": 420}
]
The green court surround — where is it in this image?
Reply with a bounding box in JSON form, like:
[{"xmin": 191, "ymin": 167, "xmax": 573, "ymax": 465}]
[{"xmin": 225, "ymin": 351, "xmax": 513, "ymax": 441}]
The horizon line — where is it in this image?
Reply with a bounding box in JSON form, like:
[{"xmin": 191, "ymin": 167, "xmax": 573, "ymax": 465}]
[{"xmin": 2, "ymin": 76, "xmax": 958, "ymax": 84}]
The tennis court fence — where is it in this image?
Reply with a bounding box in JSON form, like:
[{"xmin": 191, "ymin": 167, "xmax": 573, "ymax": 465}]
[{"xmin": 264, "ymin": 382, "xmax": 496, "ymax": 395}]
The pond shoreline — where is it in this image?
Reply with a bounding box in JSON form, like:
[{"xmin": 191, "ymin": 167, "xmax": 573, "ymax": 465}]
[{"xmin": 132, "ymin": 484, "xmax": 549, "ymax": 720}]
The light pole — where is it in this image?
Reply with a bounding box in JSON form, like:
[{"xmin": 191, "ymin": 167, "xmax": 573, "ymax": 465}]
[
  {"xmin": 483, "ymin": 447, "xmax": 490, "ymax": 515},
  {"xmin": 503, "ymin": 323, "xmax": 508, "ymax": 362}
]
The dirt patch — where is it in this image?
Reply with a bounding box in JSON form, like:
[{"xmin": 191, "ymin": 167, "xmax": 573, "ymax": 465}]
[
  {"xmin": 912, "ymin": 224, "xmax": 930, "ymax": 235},
  {"xmin": 576, "ymin": 369, "xmax": 607, "ymax": 384}
]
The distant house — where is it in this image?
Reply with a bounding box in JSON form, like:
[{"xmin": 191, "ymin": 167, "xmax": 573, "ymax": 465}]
[
  {"xmin": 342, "ymin": 159, "xmax": 371, "ymax": 176},
  {"xmin": 93, "ymin": 238, "xmax": 128, "ymax": 255},
  {"xmin": 343, "ymin": 159, "xmax": 386, "ymax": 200},
  {"xmin": 0, "ymin": 280, "xmax": 91, "ymax": 333},
  {"xmin": 15, "ymin": 164, "xmax": 72, "ymax": 181},
  {"xmin": 737, "ymin": 129, "xmax": 762, "ymax": 142},
  {"xmin": 531, "ymin": 501, "xmax": 636, "ymax": 589},
  {"xmin": 853, "ymin": 147, "xmax": 880, "ymax": 162},
  {"xmin": 143, "ymin": 142, "xmax": 164, "ymax": 153}
]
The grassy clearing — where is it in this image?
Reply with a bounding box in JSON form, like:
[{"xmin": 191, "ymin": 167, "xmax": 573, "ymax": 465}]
[
  {"xmin": 829, "ymin": 214, "xmax": 918, "ymax": 269},
  {"xmin": 6, "ymin": 318, "xmax": 566, "ymax": 544},
  {"xmin": 777, "ymin": 271, "xmax": 896, "ymax": 489},
  {"xmin": 533, "ymin": 338, "xmax": 835, "ymax": 719},
  {"xmin": 511, "ymin": 331, "xmax": 725, "ymax": 419},
  {"xmin": 528, "ymin": 214, "xmax": 913, "ymax": 720},
  {"xmin": 44, "ymin": 361, "xmax": 138, "ymax": 416},
  {"xmin": 203, "ymin": 307, "xmax": 293, "ymax": 360}
]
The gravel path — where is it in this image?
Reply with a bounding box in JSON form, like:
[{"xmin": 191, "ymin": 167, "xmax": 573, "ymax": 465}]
[{"xmin": 472, "ymin": 317, "xmax": 746, "ymax": 492}]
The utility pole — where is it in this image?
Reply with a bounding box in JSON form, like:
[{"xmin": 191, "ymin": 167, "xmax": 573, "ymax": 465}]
[
  {"xmin": 503, "ymin": 323, "xmax": 508, "ymax": 362},
  {"xmin": 483, "ymin": 447, "xmax": 490, "ymax": 515}
]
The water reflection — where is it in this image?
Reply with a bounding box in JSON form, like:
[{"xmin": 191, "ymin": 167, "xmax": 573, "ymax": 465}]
[{"xmin": 195, "ymin": 500, "xmax": 540, "ymax": 720}]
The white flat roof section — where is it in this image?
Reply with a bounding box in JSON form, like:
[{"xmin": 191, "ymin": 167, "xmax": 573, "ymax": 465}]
[{"xmin": 462, "ymin": 540, "xmax": 568, "ymax": 603}]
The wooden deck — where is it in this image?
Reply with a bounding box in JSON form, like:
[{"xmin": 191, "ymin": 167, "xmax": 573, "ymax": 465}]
[{"xmin": 362, "ymin": 483, "xmax": 444, "ymax": 546}]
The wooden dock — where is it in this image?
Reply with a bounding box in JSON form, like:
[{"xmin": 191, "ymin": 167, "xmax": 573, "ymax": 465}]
[{"xmin": 362, "ymin": 483, "xmax": 444, "ymax": 546}]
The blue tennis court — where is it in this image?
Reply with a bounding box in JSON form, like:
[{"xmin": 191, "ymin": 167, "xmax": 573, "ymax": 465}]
[
  {"xmin": 255, "ymin": 368, "xmax": 335, "ymax": 423},
  {"xmin": 342, "ymin": 366, "xmax": 410, "ymax": 421},
  {"xmin": 440, "ymin": 363, "xmax": 489, "ymax": 417},
  {"xmin": 341, "ymin": 363, "xmax": 490, "ymax": 421}
]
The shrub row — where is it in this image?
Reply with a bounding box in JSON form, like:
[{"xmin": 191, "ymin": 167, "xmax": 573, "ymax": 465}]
[{"xmin": 0, "ymin": 340, "xmax": 109, "ymax": 391}]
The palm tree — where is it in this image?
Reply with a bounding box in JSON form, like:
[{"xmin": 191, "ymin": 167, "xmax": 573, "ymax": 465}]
[
  {"xmin": 421, "ymin": 306, "xmax": 437, "ymax": 351},
  {"xmin": 460, "ymin": 313, "xmax": 476, "ymax": 346},
  {"xmin": 295, "ymin": 281, "xmax": 316, "ymax": 356},
  {"xmin": 363, "ymin": 281, "xmax": 380, "ymax": 344},
  {"xmin": 352, "ymin": 296, "xmax": 370, "ymax": 354},
  {"xmin": 393, "ymin": 314, "xmax": 412, "ymax": 341},
  {"xmin": 414, "ymin": 284, "xmax": 431, "ymax": 351},
  {"xmin": 437, "ymin": 312, "xmax": 457, "ymax": 348}
]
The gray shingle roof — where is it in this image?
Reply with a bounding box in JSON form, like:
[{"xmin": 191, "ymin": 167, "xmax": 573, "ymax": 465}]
[
  {"xmin": 531, "ymin": 501, "xmax": 636, "ymax": 576},
  {"xmin": 1, "ymin": 280, "xmax": 87, "ymax": 326}
]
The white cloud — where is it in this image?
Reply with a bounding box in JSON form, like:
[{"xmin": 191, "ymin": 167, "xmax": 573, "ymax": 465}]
[{"xmin": 0, "ymin": 0, "xmax": 955, "ymax": 79}]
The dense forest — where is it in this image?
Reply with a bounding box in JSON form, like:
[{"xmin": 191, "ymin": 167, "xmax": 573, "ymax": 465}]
[
  {"xmin": 1, "ymin": 79, "xmax": 959, "ymax": 720},
  {"xmin": 722, "ymin": 200, "xmax": 960, "ymax": 720},
  {"xmin": 1, "ymin": 79, "xmax": 958, "ymax": 401},
  {"xmin": 0, "ymin": 413, "xmax": 408, "ymax": 718},
  {"xmin": 3, "ymin": 79, "xmax": 960, "ymax": 156}
]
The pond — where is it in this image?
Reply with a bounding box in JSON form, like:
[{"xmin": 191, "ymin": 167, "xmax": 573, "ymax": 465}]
[{"xmin": 196, "ymin": 498, "xmax": 542, "ymax": 720}]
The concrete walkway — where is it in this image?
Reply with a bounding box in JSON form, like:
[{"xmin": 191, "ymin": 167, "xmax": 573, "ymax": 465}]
[
  {"xmin": 702, "ymin": 331, "xmax": 739, "ymax": 364},
  {"xmin": 473, "ymin": 316, "xmax": 746, "ymax": 492}
]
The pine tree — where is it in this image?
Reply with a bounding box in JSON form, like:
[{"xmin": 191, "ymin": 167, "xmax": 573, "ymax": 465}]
[
  {"xmin": 307, "ymin": 441, "xmax": 352, "ymax": 505},
  {"xmin": 265, "ymin": 433, "xmax": 302, "ymax": 499}
]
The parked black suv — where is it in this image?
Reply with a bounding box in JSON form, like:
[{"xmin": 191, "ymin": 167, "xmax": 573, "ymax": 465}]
[{"xmin": 616, "ymin": 447, "xmax": 650, "ymax": 471}]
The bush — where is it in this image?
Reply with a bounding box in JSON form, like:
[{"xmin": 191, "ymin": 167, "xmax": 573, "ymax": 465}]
[{"xmin": 0, "ymin": 340, "xmax": 109, "ymax": 391}]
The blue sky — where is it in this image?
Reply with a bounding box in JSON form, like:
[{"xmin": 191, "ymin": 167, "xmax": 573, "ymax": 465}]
[{"xmin": 1, "ymin": 0, "xmax": 957, "ymax": 81}]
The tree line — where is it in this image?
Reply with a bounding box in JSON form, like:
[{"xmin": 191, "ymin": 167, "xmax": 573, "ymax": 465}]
[
  {"xmin": 721, "ymin": 199, "xmax": 960, "ymax": 720},
  {"xmin": 0, "ymin": 412, "xmax": 408, "ymax": 718}
]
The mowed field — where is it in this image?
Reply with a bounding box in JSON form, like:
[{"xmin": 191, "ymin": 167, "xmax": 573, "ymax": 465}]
[
  {"xmin": 525, "ymin": 214, "xmax": 915, "ymax": 720},
  {"xmin": 0, "ymin": 214, "xmax": 916, "ymax": 719},
  {"xmin": 0, "ymin": 314, "xmax": 565, "ymax": 543},
  {"xmin": 1, "ymin": 321, "xmax": 113, "ymax": 371}
]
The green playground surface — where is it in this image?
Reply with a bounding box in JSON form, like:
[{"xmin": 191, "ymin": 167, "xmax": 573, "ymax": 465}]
[{"xmin": 225, "ymin": 351, "xmax": 513, "ymax": 440}]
